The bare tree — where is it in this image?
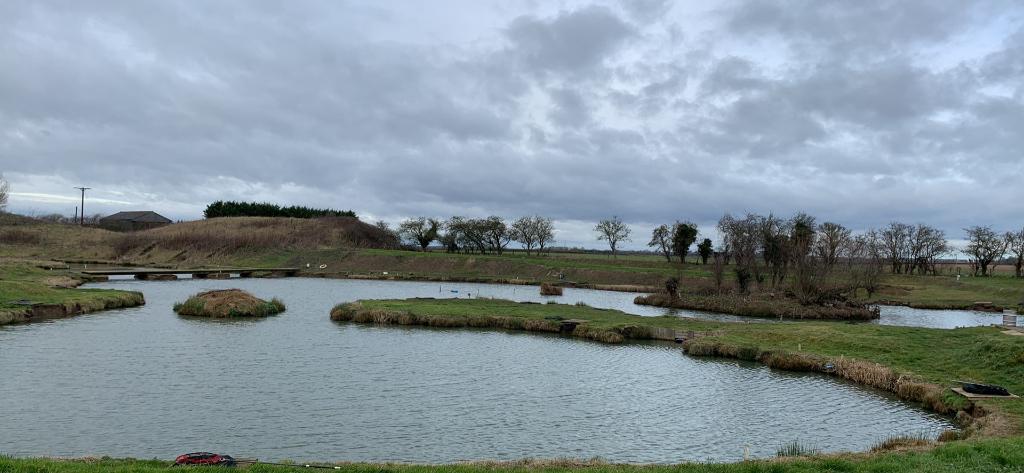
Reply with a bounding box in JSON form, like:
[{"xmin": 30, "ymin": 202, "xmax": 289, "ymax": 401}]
[
  {"xmin": 964, "ymin": 226, "xmax": 1007, "ymax": 276},
  {"xmin": 398, "ymin": 217, "xmax": 441, "ymax": 251},
  {"xmin": 482, "ymin": 216, "xmax": 512, "ymax": 254},
  {"xmin": 439, "ymin": 217, "xmax": 463, "ymax": 253},
  {"xmin": 0, "ymin": 174, "xmax": 8, "ymax": 211},
  {"xmin": 512, "ymin": 217, "xmax": 538, "ymax": 255},
  {"xmin": 595, "ymin": 216, "xmax": 631, "ymax": 258},
  {"xmin": 711, "ymin": 251, "xmax": 726, "ymax": 294},
  {"xmin": 718, "ymin": 213, "xmax": 763, "ymax": 293},
  {"xmin": 534, "ymin": 216, "xmax": 555, "ymax": 253},
  {"xmin": 456, "ymin": 218, "xmax": 489, "ymax": 253},
  {"xmin": 907, "ymin": 224, "xmax": 947, "ymax": 275},
  {"xmin": 1005, "ymin": 227, "xmax": 1024, "ymax": 278},
  {"xmin": 648, "ymin": 224, "xmax": 672, "ymax": 262},
  {"xmin": 814, "ymin": 222, "xmax": 851, "ymax": 269},
  {"xmin": 880, "ymin": 222, "xmax": 911, "ymax": 274},
  {"xmin": 846, "ymin": 230, "xmax": 885, "ymax": 298},
  {"xmin": 511, "ymin": 216, "xmax": 555, "ymax": 255},
  {"xmin": 373, "ymin": 220, "xmax": 401, "ymax": 248}
]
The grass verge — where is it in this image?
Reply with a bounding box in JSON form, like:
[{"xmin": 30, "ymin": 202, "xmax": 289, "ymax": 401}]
[{"xmin": 4, "ymin": 436, "xmax": 1024, "ymax": 472}]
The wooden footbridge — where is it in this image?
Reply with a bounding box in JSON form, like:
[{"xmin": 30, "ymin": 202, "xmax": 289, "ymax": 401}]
[{"xmin": 81, "ymin": 267, "xmax": 300, "ymax": 280}]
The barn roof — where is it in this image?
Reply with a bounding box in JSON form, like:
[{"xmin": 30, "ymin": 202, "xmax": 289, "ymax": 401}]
[{"xmin": 100, "ymin": 211, "xmax": 172, "ymax": 223}]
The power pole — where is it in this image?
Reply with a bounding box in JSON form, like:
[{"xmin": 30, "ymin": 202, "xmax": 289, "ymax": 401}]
[{"xmin": 74, "ymin": 187, "xmax": 90, "ymax": 225}]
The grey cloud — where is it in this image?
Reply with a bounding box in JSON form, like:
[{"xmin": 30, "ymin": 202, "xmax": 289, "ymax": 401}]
[
  {"xmin": 1, "ymin": 0, "xmax": 1023, "ymax": 249},
  {"xmin": 505, "ymin": 5, "xmax": 635, "ymax": 75}
]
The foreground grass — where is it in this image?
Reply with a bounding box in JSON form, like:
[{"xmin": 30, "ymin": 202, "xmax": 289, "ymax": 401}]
[
  {"xmin": 0, "ymin": 260, "xmax": 144, "ymax": 325},
  {"xmin": 4, "ymin": 436, "xmax": 1024, "ymax": 472},
  {"xmin": 336, "ymin": 298, "xmax": 1024, "ymax": 435}
]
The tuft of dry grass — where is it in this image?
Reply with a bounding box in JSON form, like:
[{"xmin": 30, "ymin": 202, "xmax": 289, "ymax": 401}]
[
  {"xmin": 540, "ymin": 283, "xmax": 563, "ymax": 296},
  {"xmin": 870, "ymin": 433, "xmax": 933, "ymax": 452}
]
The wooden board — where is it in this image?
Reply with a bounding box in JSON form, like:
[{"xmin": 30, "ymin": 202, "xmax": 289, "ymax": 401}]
[{"xmin": 952, "ymin": 387, "xmax": 1018, "ymax": 399}]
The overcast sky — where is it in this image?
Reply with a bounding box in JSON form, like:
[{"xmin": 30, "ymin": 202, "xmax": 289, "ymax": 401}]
[{"xmin": 1, "ymin": 1, "xmax": 1022, "ymax": 249}]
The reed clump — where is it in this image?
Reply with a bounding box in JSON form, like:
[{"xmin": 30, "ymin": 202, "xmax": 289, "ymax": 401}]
[
  {"xmin": 776, "ymin": 441, "xmax": 819, "ymax": 457},
  {"xmin": 540, "ymin": 283, "xmax": 563, "ymax": 296},
  {"xmin": 174, "ymin": 289, "xmax": 285, "ymax": 318}
]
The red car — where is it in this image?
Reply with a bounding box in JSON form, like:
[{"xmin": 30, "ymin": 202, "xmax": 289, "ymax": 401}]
[{"xmin": 174, "ymin": 452, "xmax": 236, "ymax": 466}]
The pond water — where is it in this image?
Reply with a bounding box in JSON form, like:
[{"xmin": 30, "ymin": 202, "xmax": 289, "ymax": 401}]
[
  {"xmin": 874, "ymin": 305, "xmax": 1005, "ymax": 329},
  {"xmin": 0, "ymin": 277, "xmax": 955, "ymax": 463}
]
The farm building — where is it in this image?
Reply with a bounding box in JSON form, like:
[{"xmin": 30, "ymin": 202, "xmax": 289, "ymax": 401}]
[{"xmin": 99, "ymin": 211, "xmax": 172, "ymax": 231}]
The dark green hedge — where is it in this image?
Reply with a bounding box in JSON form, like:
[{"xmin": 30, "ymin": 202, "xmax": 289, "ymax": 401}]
[{"xmin": 203, "ymin": 201, "xmax": 357, "ymax": 219}]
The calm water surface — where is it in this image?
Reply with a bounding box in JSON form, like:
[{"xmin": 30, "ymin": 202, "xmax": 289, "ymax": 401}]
[{"xmin": 0, "ymin": 278, "xmax": 956, "ymax": 463}]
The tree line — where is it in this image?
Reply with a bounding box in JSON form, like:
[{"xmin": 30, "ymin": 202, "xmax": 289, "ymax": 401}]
[
  {"xmin": 387, "ymin": 216, "xmax": 555, "ymax": 255},
  {"xmin": 203, "ymin": 201, "xmax": 357, "ymax": 219}
]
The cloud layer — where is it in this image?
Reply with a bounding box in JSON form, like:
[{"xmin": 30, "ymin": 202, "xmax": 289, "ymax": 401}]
[{"xmin": 1, "ymin": 0, "xmax": 1022, "ymax": 248}]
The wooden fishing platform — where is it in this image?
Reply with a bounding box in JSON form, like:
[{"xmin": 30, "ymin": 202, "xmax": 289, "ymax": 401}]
[
  {"xmin": 81, "ymin": 267, "xmax": 300, "ymax": 280},
  {"xmin": 952, "ymin": 387, "xmax": 1019, "ymax": 400}
]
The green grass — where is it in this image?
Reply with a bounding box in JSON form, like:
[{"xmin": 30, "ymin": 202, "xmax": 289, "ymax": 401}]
[
  {"xmin": 0, "ymin": 261, "xmax": 145, "ymax": 324},
  {"xmin": 4, "ymin": 437, "xmax": 1024, "ymax": 472},
  {"xmin": 874, "ymin": 273, "xmax": 1024, "ymax": 310},
  {"xmin": 338, "ymin": 298, "xmax": 1024, "ymax": 434},
  {"xmin": 356, "ymin": 248, "xmax": 711, "ymax": 278}
]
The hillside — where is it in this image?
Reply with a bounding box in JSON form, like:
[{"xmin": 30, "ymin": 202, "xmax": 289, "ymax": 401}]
[{"xmin": 0, "ymin": 214, "xmax": 396, "ymax": 265}]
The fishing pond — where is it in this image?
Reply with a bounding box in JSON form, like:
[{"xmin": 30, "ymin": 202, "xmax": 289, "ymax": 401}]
[{"xmin": 0, "ymin": 277, "xmax": 963, "ymax": 463}]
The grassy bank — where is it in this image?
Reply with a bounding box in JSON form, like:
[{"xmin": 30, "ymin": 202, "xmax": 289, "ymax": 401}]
[
  {"xmin": 4, "ymin": 436, "xmax": 1024, "ymax": 472},
  {"xmin": 0, "ymin": 260, "xmax": 145, "ymax": 325},
  {"xmin": 634, "ymin": 293, "xmax": 879, "ymax": 321},
  {"xmin": 333, "ymin": 298, "xmax": 1024, "ymax": 437}
]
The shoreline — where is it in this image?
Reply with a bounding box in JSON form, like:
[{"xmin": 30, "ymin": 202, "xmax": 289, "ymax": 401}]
[
  {"xmin": 0, "ymin": 291, "xmax": 145, "ymax": 325},
  {"xmin": 329, "ymin": 298, "xmax": 1017, "ymax": 439}
]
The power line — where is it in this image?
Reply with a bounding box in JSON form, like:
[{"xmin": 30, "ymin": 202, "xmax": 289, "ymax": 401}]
[{"xmin": 74, "ymin": 187, "xmax": 90, "ymax": 225}]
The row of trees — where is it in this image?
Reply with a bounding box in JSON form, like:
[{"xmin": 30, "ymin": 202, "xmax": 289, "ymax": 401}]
[
  {"xmin": 715, "ymin": 212, "xmax": 887, "ymax": 302},
  {"xmin": 965, "ymin": 226, "xmax": 1024, "ymax": 277},
  {"xmin": 203, "ymin": 201, "xmax": 357, "ymax": 219},
  {"xmin": 392, "ymin": 216, "xmax": 555, "ymax": 255}
]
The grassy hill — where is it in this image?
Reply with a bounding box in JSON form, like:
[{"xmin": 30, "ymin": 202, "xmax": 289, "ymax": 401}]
[{"xmin": 0, "ymin": 214, "xmax": 395, "ymax": 265}]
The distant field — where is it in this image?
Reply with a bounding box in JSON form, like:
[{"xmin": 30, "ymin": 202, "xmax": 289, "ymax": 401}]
[{"xmin": 1, "ymin": 214, "xmax": 1022, "ymax": 309}]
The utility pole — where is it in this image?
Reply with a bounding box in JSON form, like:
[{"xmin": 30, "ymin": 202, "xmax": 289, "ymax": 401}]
[{"xmin": 74, "ymin": 187, "xmax": 90, "ymax": 225}]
